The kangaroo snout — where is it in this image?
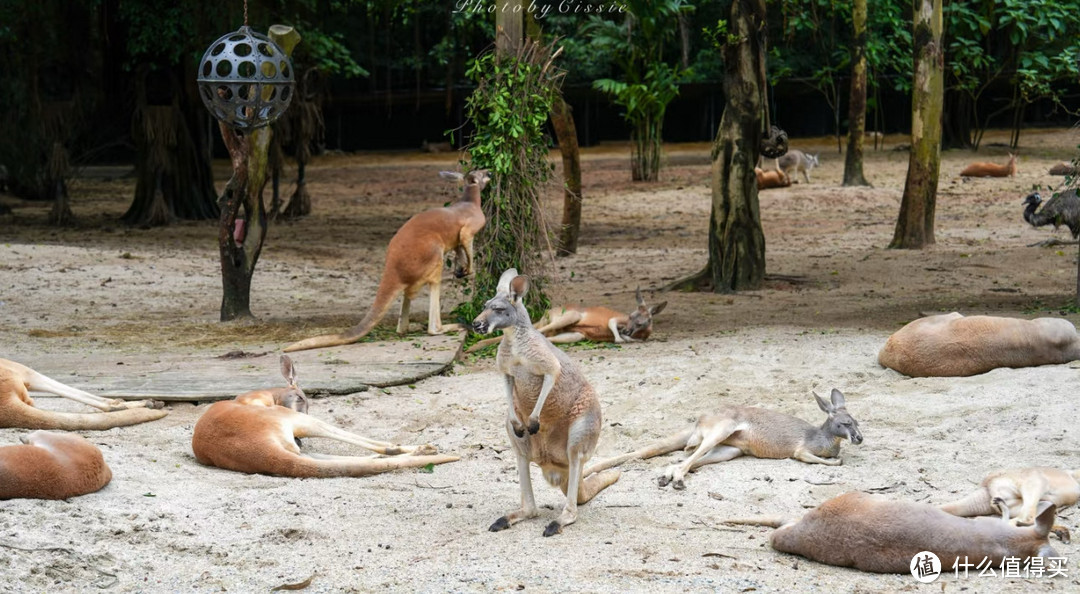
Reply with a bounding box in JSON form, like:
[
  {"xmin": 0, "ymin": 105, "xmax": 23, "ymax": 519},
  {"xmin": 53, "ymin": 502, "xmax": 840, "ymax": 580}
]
[
  {"xmin": 849, "ymin": 428, "xmax": 864, "ymax": 445},
  {"xmin": 472, "ymin": 319, "xmax": 491, "ymax": 335}
]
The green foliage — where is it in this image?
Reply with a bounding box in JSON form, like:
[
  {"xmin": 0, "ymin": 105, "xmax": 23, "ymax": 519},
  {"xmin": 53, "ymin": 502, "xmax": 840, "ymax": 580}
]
[
  {"xmin": 587, "ymin": 0, "xmax": 689, "ymax": 181},
  {"xmin": 454, "ymin": 41, "xmax": 563, "ymax": 327}
]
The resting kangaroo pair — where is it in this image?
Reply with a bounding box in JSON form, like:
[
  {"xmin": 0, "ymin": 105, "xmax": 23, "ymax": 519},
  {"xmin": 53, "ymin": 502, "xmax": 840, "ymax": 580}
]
[
  {"xmin": 285, "ymin": 169, "xmax": 490, "ymax": 352},
  {"xmin": 0, "ymin": 358, "xmax": 166, "ymax": 430},
  {"xmin": 728, "ymin": 492, "xmax": 1059, "ymax": 573},
  {"xmin": 586, "ymin": 389, "xmax": 862, "ymax": 490},
  {"xmin": 879, "ymin": 313, "xmax": 1080, "ymax": 377},
  {"xmin": 466, "ymin": 287, "xmax": 667, "ymax": 353},
  {"xmin": 472, "ymin": 269, "xmax": 621, "ymax": 536},
  {"xmin": 192, "ymin": 356, "xmax": 458, "ymax": 477},
  {"xmin": 941, "ymin": 467, "xmax": 1080, "ymax": 541}
]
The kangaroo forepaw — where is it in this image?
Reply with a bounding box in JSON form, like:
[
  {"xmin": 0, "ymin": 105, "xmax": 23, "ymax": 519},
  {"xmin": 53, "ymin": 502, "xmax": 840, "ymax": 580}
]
[
  {"xmin": 145, "ymin": 399, "xmax": 165, "ymax": 410},
  {"xmin": 672, "ymin": 479, "xmax": 687, "ymax": 491},
  {"xmin": 454, "ymin": 267, "xmax": 468, "ymax": 279},
  {"xmin": 511, "ymin": 421, "xmax": 525, "ymax": 438},
  {"xmin": 1052, "ymin": 525, "xmax": 1071, "ymax": 543},
  {"xmin": 542, "ymin": 521, "xmax": 562, "ymax": 537},
  {"xmin": 527, "ymin": 418, "xmax": 540, "ymax": 435},
  {"xmin": 657, "ymin": 475, "xmax": 672, "ymax": 488},
  {"xmin": 489, "ymin": 517, "xmax": 511, "ymax": 532}
]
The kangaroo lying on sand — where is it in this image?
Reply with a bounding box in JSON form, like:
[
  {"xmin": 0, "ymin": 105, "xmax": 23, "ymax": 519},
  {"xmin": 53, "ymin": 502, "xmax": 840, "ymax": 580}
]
[
  {"xmin": 0, "ymin": 358, "xmax": 166, "ymax": 430},
  {"xmin": 878, "ymin": 313, "xmax": 1080, "ymax": 377},
  {"xmin": 472, "ymin": 269, "xmax": 621, "ymax": 536},
  {"xmin": 960, "ymin": 153, "xmax": 1017, "ymax": 177},
  {"xmin": 726, "ymin": 492, "xmax": 1059, "ymax": 573},
  {"xmin": 587, "ymin": 389, "xmax": 862, "ymax": 491},
  {"xmin": 0, "ymin": 431, "xmax": 112, "ymax": 499},
  {"xmin": 284, "ymin": 170, "xmax": 490, "ymax": 352},
  {"xmin": 755, "ymin": 167, "xmax": 791, "ymax": 190},
  {"xmin": 941, "ymin": 467, "xmax": 1080, "ymax": 542},
  {"xmin": 466, "ymin": 288, "xmax": 667, "ymax": 352},
  {"xmin": 191, "ymin": 356, "xmax": 458, "ymax": 477}
]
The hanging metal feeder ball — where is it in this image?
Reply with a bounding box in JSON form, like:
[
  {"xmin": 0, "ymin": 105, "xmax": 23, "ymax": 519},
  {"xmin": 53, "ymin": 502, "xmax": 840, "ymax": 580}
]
[{"xmin": 196, "ymin": 26, "xmax": 294, "ymax": 130}]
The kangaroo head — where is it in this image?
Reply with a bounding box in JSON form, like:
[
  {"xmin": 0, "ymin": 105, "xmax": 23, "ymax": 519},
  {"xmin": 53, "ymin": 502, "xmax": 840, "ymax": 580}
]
[
  {"xmin": 466, "ymin": 169, "xmax": 491, "ymax": 190},
  {"xmin": 815, "ymin": 388, "xmax": 862, "ymax": 444},
  {"xmin": 276, "ymin": 355, "xmax": 309, "ymax": 414},
  {"xmin": 472, "ymin": 269, "xmax": 528, "ymax": 335},
  {"xmin": 807, "ymin": 154, "xmax": 819, "ymax": 168},
  {"xmin": 623, "ymin": 287, "xmax": 667, "ymax": 340}
]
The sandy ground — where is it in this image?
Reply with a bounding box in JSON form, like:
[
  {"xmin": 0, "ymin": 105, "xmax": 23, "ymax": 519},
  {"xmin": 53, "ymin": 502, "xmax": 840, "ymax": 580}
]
[{"xmin": 1, "ymin": 128, "xmax": 1080, "ymax": 592}]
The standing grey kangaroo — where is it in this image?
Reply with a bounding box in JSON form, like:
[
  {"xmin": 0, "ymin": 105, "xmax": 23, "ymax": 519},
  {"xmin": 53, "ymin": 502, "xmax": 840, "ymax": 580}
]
[
  {"xmin": 773, "ymin": 149, "xmax": 819, "ymax": 183},
  {"xmin": 472, "ymin": 269, "xmax": 621, "ymax": 537},
  {"xmin": 726, "ymin": 492, "xmax": 1059, "ymax": 573},
  {"xmin": 285, "ymin": 170, "xmax": 489, "ymax": 352},
  {"xmin": 586, "ymin": 389, "xmax": 862, "ymax": 490}
]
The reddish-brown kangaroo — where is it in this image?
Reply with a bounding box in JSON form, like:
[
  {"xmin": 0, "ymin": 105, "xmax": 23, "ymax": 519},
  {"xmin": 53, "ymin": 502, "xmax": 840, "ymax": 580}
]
[
  {"xmin": 191, "ymin": 356, "xmax": 458, "ymax": 477},
  {"xmin": 285, "ymin": 169, "xmax": 490, "ymax": 352},
  {"xmin": 0, "ymin": 358, "xmax": 166, "ymax": 430},
  {"xmin": 0, "ymin": 431, "xmax": 112, "ymax": 499}
]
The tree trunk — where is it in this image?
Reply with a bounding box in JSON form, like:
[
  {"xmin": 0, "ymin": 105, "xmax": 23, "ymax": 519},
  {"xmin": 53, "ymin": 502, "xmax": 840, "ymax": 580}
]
[
  {"xmin": 123, "ymin": 66, "xmax": 218, "ymax": 226},
  {"xmin": 496, "ymin": 1, "xmax": 523, "ymax": 55},
  {"xmin": 217, "ymin": 26, "xmax": 300, "ymax": 321},
  {"xmin": 890, "ymin": 0, "xmax": 943, "ymax": 249},
  {"xmin": 843, "ymin": 0, "xmax": 871, "ymax": 187},
  {"xmin": 45, "ymin": 141, "xmax": 74, "ymax": 225},
  {"xmin": 282, "ymin": 160, "xmax": 311, "ymax": 218},
  {"xmin": 551, "ymin": 95, "xmax": 582, "ymax": 256},
  {"xmin": 671, "ymin": 0, "xmax": 767, "ymax": 293}
]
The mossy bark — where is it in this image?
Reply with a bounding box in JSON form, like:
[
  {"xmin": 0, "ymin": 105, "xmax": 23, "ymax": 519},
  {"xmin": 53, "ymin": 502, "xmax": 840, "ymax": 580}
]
[
  {"xmin": 890, "ymin": 0, "xmax": 943, "ymax": 249},
  {"xmin": 675, "ymin": 0, "xmax": 767, "ymax": 293},
  {"xmin": 217, "ymin": 26, "xmax": 300, "ymax": 321},
  {"xmin": 843, "ymin": 0, "xmax": 871, "ymax": 187},
  {"xmin": 551, "ymin": 95, "xmax": 583, "ymax": 256}
]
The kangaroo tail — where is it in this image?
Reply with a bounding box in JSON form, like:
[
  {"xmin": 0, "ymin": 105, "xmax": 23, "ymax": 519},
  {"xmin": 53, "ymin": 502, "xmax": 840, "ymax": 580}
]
[
  {"xmin": 284, "ymin": 276, "xmax": 403, "ymax": 352},
  {"xmin": 1, "ymin": 401, "xmax": 167, "ymax": 431},
  {"xmin": 294, "ymin": 453, "xmax": 460, "ymax": 478},
  {"xmin": 465, "ymin": 335, "xmax": 505, "ymax": 353},
  {"xmin": 939, "ymin": 487, "xmax": 995, "ymax": 517},
  {"xmin": 584, "ymin": 427, "xmax": 693, "ymax": 476},
  {"xmin": 723, "ymin": 516, "xmax": 790, "ymax": 528}
]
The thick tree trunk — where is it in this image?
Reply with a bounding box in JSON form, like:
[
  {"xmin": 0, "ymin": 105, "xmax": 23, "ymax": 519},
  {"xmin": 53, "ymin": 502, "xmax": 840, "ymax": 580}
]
[
  {"xmin": 843, "ymin": 0, "xmax": 871, "ymax": 187},
  {"xmin": 283, "ymin": 160, "xmax": 311, "ymax": 218},
  {"xmin": 496, "ymin": 1, "xmax": 523, "ymax": 55},
  {"xmin": 552, "ymin": 96, "xmax": 583, "ymax": 256},
  {"xmin": 890, "ymin": 0, "xmax": 943, "ymax": 249},
  {"xmin": 123, "ymin": 66, "xmax": 218, "ymax": 226},
  {"xmin": 672, "ymin": 0, "xmax": 767, "ymax": 293},
  {"xmin": 218, "ymin": 124, "xmax": 271, "ymax": 321},
  {"xmin": 217, "ymin": 26, "xmax": 299, "ymax": 321}
]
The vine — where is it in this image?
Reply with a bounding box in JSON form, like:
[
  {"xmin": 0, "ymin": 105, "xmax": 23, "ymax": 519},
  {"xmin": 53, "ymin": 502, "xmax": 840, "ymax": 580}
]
[{"xmin": 452, "ymin": 39, "xmax": 564, "ymax": 328}]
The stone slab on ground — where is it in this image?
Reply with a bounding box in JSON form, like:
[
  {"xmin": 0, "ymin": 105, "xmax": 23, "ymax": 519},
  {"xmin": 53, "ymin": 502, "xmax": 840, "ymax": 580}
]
[{"xmin": 20, "ymin": 333, "xmax": 463, "ymax": 401}]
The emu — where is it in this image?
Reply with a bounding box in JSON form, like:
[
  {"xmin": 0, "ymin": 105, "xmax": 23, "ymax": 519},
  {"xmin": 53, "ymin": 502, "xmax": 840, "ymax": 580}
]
[{"xmin": 1023, "ymin": 190, "xmax": 1080, "ymax": 248}]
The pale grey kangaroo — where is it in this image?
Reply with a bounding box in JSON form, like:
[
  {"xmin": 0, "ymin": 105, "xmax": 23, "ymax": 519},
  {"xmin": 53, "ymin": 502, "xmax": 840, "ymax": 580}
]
[
  {"xmin": 586, "ymin": 389, "xmax": 862, "ymax": 490},
  {"xmin": 727, "ymin": 493, "xmax": 1059, "ymax": 573},
  {"xmin": 472, "ymin": 269, "xmax": 621, "ymax": 537}
]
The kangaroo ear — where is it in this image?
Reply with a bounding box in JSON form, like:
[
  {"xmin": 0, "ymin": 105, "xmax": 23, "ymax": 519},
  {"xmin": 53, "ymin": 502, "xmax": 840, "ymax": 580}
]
[
  {"xmin": 439, "ymin": 171, "xmax": 464, "ymax": 181},
  {"xmin": 1033, "ymin": 501, "xmax": 1057, "ymax": 537},
  {"xmin": 650, "ymin": 301, "xmax": 668, "ymax": 316},
  {"xmin": 830, "ymin": 388, "xmax": 846, "ymax": 409},
  {"xmin": 509, "ymin": 275, "xmax": 529, "ymax": 302},
  {"xmin": 496, "ymin": 268, "xmax": 519, "ymax": 294},
  {"xmin": 636, "ymin": 286, "xmax": 645, "ymax": 307},
  {"xmin": 280, "ymin": 355, "xmax": 297, "ymax": 386},
  {"xmin": 813, "ymin": 392, "xmax": 833, "ymax": 413}
]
